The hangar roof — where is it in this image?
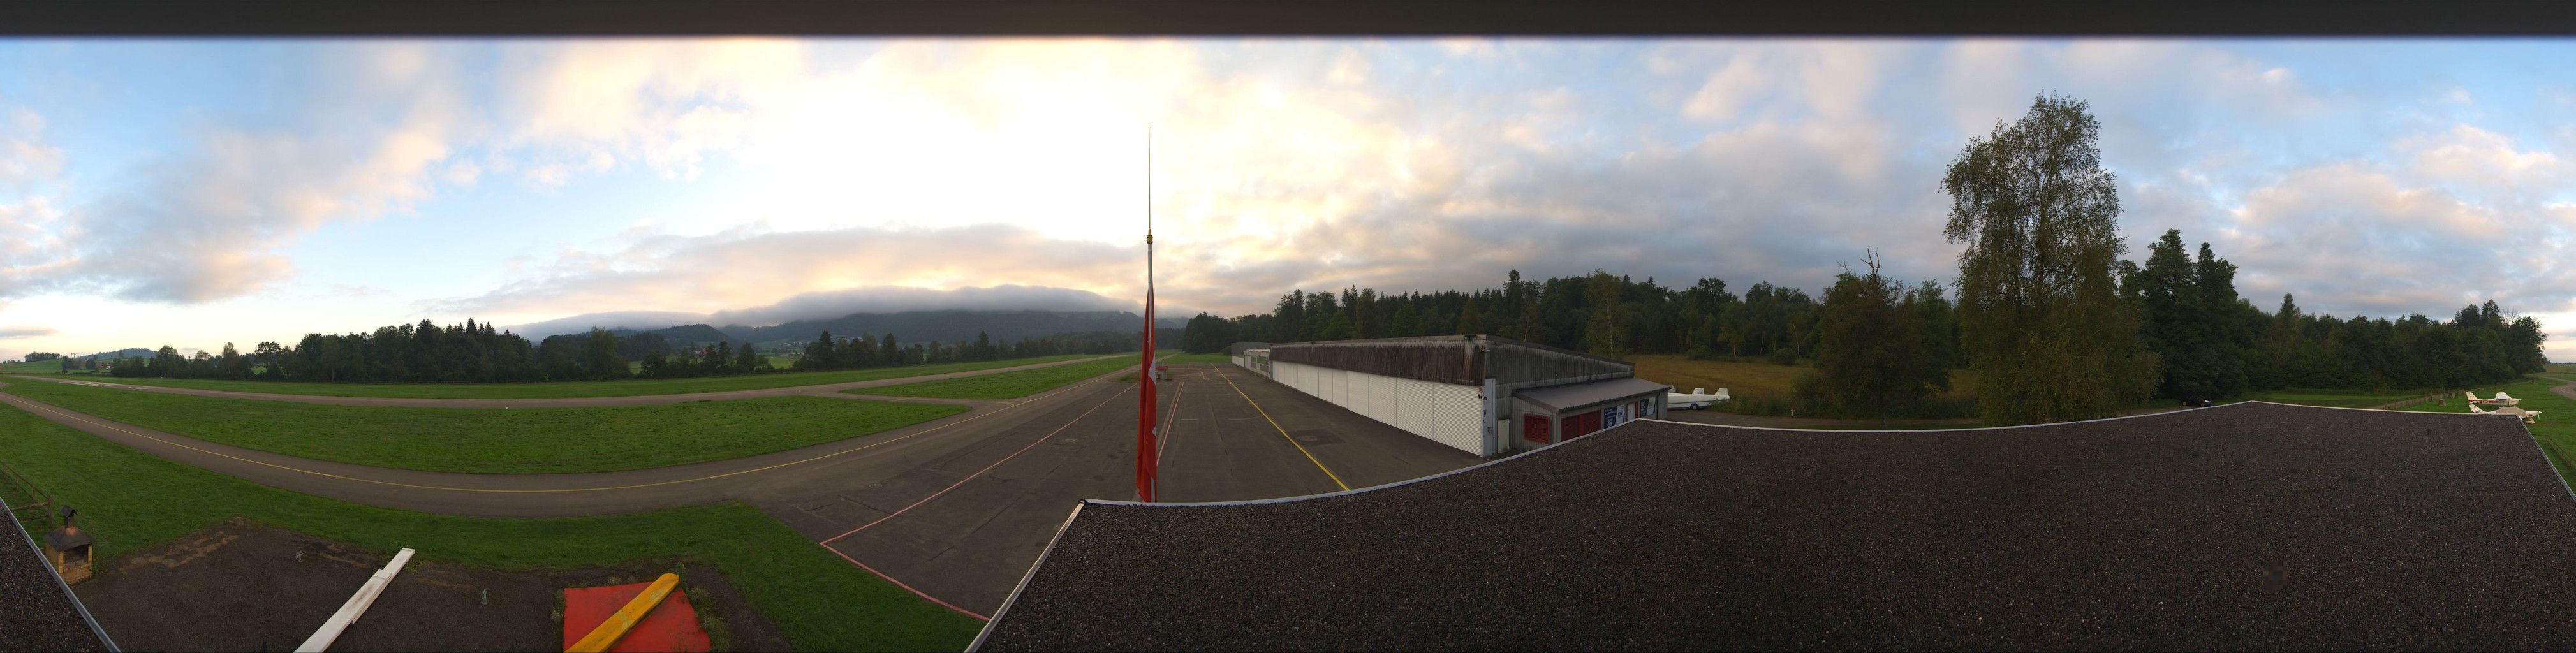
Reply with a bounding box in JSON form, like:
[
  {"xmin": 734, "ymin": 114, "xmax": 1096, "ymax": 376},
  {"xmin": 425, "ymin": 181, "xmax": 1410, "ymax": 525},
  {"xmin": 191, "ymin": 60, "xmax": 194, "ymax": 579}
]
[
  {"xmin": 1511, "ymin": 376, "xmax": 1671, "ymax": 411},
  {"xmin": 1265, "ymin": 335, "xmax": 1632, "ymax": 386}
]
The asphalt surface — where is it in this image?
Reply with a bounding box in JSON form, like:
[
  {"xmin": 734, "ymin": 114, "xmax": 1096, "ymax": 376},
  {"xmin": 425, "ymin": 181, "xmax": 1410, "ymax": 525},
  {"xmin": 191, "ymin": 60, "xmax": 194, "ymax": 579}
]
[
  {"xmin": 982, "ymin": 402, "xmax": 2576, "ymax": 651},
  {"xmin": 0, "ymin": 354, "xmax": 1117, "ymax": 408},
  {"xmin": 797, "ymin": 363, "xmax": 1483, "ymax": 617},
  {"xmin": 0, "ymin": 360, "xmax": 1487, "ymax": 619}
]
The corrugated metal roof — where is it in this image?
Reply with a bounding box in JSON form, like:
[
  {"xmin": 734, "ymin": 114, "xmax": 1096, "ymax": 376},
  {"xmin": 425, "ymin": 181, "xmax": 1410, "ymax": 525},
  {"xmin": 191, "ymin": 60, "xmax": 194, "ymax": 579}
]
[
  {"xmin": 1513, "ymin": 377, "xmax": 1672, "ymax": 411},
  {"xmin": 1482, "ymin": 337, "xmax": 1633, "ymax": 385},
  {"xmin": 1265, "ymin": 335, "xmax": 1637, "ymax": 386},
  {"xmin": 1226, "ymin": 342, "xmax": 1275, "ymax": 355},
  {"xmin": 1270, "ymin": 337, "xmax": 1482, "ymax": 385}
]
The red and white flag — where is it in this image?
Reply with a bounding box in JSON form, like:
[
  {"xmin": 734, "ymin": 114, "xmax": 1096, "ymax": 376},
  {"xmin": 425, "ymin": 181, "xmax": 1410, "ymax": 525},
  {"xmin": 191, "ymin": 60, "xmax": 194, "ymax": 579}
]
[
  {"xmin": 1137, "ymin": 272, "xmax": 1158, "ymax": 502},
  {"xmin": 1137, "ymin": 126, "xmax": 1159, "ymax": 503}
]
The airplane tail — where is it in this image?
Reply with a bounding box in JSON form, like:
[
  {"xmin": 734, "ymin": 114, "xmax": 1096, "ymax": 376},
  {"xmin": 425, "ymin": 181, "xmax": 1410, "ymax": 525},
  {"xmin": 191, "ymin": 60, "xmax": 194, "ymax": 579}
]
[{"xmin": 2470, "ymin": 404, "xmax": 2489, "ymax": 414}]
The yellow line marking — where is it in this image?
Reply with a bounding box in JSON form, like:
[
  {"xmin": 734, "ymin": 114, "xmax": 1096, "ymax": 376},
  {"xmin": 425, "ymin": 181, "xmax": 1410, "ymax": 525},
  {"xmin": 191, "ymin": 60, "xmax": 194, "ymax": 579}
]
[
  {"xmin": 1216, "ymin": 365, "xmax": 1348, "ymax": 491},
  {"xmin": 0, "ymin": 380, "xmax": 1100, "ymax": 494}
]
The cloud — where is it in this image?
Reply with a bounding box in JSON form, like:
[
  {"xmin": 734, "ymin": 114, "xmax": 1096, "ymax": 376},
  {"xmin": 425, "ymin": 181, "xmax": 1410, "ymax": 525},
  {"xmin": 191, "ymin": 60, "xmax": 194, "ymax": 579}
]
[
  {"xmin": 0, "ymin": 108, "xmax": 63, "ymax": 189},
  {"xmin": 434, "ymin": 223, "xmax": 1139, "ymax": 319},
  {"xmin": 708, "ymin": 285, "xmax": 1131, "ymax": 326},
  {"xmin": 0, "ymin": 44, "xmax": 469, "ymax": 306},
  {"xmin": 2211, "ymin": 129, "xmax": 2576, "ymax": 321},
  {"xmin": 500, "ymin": 311, "xmax": 710, "ymax": 339},
  {"xmin": 0, "ymin": 326, "xmax": 56, "ymax": 339},
  {"xmin": 2400, "ymin": 124, "xmax": 2568, "ymax": 195},
  {"xmin": 51, "ymin": 124, "xmax": 454, "ymax": 303},
  {"xmin": 497, "ymin": 285, "xmax": 1139, "ymax": 339}
]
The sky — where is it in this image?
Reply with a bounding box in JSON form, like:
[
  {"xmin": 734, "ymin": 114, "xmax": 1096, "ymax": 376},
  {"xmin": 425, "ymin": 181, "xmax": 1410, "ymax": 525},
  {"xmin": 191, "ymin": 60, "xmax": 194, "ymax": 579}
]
[{"xmin": 3, "ymin": 38, "xmax": 2576, "ymax": 359}]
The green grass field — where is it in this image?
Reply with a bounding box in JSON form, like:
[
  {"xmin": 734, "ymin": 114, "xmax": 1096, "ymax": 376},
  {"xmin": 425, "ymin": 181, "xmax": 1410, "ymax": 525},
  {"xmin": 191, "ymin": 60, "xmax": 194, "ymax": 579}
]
[
  {"xmin": 2399, "ymin": 375, "xmax": 2576, "ymax": 483},
  {"xmin": 4, "ymin": 353, "xmax": 1113, "ymax": 399},
  {"xmin": 853, "ymin": 358, "xmax": 1138, "ymax": 400},
  {"xmin": 0, "ymin": 381, "xmax": 964, "ymax": 474},
  {"xmin": 0, "ymin": 359, "xmax": 77, "ymax": 374},
  {"xmin": 0, "ymin": 402, "xmax": 981, "ymax": 651},
  {"xmin": 2244, "ymin": 390, "xmax": 2425, "ymax": 409},
  {"xmin": 1156, "ymin": 353, "xmax": 1232, "ymax": 364},
  {"xmin": 1628, "ymin": 354, "xmax": 1977, "ymax": 399},
  {"xmin": 2250, "ymin": 378, "xmax": 2536, "ymax": 410}
]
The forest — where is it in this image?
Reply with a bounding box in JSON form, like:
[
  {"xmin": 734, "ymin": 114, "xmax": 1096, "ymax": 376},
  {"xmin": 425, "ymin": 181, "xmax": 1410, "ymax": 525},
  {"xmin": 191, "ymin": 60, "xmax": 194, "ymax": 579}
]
[
  {"xmin": 94, "ymin": 318, "xmax": 1165, "ymax": 384},
  {"xmin": 1179, "ymin": 95, "xmax": 2558, "ymax": 423},
  {"xmin": 1178, "ymin": 228, "xmax": 2549, "ymax": 404}
]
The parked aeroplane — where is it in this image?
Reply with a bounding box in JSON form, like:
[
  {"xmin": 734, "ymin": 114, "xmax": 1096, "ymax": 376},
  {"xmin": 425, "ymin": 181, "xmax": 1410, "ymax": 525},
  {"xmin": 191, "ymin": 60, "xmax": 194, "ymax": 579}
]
[
  {"xmin": 2465, "ymin": 391, "xmax": 2521, "ymax": 407},
  {"xmin": 2469, "ymin": 403, "xmax": 2543, "ymax": 423},
  {"xmin": 1667, "ymin": 387, "xmax": 1731, "ymax": 410}
]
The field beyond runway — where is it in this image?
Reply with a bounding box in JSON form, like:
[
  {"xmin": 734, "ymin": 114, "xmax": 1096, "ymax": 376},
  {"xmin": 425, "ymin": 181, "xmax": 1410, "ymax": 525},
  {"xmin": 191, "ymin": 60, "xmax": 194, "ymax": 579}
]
[
  {"xmin": 0, "ymin": 353, "xmax": 1119, "ymax": 401},
  {"xmin": 985, "ymin": 402, "xmax": 2576, "ymax": 650}
]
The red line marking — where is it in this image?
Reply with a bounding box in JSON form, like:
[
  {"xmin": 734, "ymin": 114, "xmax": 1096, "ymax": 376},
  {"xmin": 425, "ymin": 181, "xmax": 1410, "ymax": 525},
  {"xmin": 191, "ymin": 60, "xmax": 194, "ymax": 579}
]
[
  {"xmin": 823, "ymin": 382, "xmax": 1137, "ymax": 544},
  {"xmin": 821, "ymin": 543, "xmax": 990, "ymax": 620}
]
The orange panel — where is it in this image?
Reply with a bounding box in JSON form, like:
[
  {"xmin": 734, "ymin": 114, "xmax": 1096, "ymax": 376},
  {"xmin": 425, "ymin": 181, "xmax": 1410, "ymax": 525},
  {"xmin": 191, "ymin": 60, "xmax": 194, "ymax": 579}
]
[{"xmin": 563, "ymin": 581, "xmax": 712, "ymax": 653}]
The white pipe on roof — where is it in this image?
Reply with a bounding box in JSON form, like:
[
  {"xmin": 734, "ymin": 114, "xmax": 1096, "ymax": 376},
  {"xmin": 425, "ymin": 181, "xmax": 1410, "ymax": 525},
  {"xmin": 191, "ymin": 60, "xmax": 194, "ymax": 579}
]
[{"xmin": 295, "ymin": 547, "xmax": 415, "ymax": 652}]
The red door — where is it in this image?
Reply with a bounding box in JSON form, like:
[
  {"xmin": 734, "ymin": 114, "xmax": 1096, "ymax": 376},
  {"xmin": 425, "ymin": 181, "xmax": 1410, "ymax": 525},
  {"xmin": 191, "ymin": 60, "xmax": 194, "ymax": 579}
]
[
  {"xmin": 1561, "ymin": 411, "xmax": 1602, "ymax": 440},
  {"xmin": 1523, "ymin": 414, "xmax": 1552, "ymax": 445}
]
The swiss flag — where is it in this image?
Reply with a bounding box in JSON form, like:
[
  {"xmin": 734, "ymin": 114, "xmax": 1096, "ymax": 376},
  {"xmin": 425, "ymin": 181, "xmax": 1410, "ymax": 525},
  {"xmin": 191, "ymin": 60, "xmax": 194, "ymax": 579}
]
[{"xmin": 1137, "ymin": 266, "xmax": 1159, "ymax": 502}]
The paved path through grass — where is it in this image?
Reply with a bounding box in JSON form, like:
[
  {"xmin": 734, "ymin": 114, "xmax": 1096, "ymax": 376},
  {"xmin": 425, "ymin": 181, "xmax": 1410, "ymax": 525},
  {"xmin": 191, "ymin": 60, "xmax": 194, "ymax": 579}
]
[{"xmin": 1, "ymin": 353, "xmax": 1117, "ymax": 400}]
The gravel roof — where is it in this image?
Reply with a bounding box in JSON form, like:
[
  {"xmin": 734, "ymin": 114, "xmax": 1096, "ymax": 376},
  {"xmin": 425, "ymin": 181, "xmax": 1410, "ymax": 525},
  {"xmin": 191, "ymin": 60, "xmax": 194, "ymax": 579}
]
[
  {"xmin": 977, "ymin": 402, "xmax": 2576, "ymax": 651},
  {"xmin": 0, "ymin": 515, "xmax": 112, "ymax": 652}
]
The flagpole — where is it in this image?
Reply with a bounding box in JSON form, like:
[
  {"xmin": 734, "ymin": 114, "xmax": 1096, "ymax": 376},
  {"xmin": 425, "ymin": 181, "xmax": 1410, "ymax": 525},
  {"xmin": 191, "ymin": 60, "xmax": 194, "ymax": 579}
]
[{"xmin": 1138, "ymin": 125, "xmax": 1159, "ymax": 503}]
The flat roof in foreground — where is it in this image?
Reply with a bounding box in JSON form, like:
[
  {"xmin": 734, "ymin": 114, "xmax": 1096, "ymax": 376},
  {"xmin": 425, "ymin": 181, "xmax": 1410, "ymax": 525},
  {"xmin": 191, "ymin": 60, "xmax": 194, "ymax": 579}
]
[{"xmin": 978, "ymin": 402, "xmax": 2576, "ymax": 651}]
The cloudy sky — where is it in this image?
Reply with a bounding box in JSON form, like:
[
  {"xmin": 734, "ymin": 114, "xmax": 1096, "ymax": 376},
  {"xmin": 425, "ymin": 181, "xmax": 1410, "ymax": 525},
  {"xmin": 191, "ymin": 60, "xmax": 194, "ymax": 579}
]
[{"xmin": 3, "ymin": 38, "xmax": 2574, "ymax": 358}]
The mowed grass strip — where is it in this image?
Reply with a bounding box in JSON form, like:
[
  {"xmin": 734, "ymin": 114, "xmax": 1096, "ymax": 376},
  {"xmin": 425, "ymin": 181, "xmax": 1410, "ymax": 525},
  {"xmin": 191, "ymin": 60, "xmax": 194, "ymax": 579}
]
[
  {"xmin": 6, "ymin": 353, "xmax": 1115, "ymax": 399},
  {"xmin": 0, "ymin": 404, "xmax": 983, "ymax": 651},
  {"xmin": 2246, "ymin": 390, "xmax": 2424, "ymax": 409},
  {"xmin": 851, "ymin": 357, "xmax": 1139, "ymax": 400},
  {"xmin": 1, "ymin": 381, "xmax": 963, "ymax": 474},
  {"xmin": 1627, "ymin": 354, "xmax": 1977, "ymax": 399}
]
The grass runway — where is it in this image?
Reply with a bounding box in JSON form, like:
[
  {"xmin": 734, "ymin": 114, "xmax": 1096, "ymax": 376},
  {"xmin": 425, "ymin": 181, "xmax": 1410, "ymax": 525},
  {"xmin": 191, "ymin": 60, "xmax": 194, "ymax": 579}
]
[
  {"xmin": 852, "ymin": 358, "xmax": 1140, "ymax": 400},
  {"xmin": 10, "ymin": 353, "xmax": 1112, "ymax": 399},
  {"xmin": 0, "ymin": 381, "xmax": 964, "ymax": 474}
]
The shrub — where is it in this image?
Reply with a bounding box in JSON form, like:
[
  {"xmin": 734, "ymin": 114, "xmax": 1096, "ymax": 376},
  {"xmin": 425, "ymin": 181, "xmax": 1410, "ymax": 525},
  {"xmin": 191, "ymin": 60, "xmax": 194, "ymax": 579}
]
[{"xmin": 1768, "ymin": 348, "xmax": 1799, "ymax": 365}]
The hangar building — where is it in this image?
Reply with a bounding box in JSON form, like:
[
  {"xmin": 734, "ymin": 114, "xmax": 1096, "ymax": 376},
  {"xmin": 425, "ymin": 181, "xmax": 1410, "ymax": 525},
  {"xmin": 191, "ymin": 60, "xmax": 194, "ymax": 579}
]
[
  {"xmin": 1226, "ymin": 341, "xmax": 1272, "ymax": 376},
  {"xmin": 1237, "ymin": 335, "xmax": 1668, "ymax": 456}
]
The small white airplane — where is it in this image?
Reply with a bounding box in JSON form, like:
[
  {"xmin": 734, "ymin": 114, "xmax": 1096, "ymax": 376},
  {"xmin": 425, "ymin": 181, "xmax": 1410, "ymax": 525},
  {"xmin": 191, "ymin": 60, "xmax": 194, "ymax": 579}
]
[
  {"xmin": 1667, "ymin": 387, "xmax": 1731, "ymax": 410},
  {"xmin": 2470, "ymin": 403, "xmax": 2543, "ymax": 423},
  {"xmin": 2464, "ymin": 391, "xmax": 2521, "ymax": 407}
]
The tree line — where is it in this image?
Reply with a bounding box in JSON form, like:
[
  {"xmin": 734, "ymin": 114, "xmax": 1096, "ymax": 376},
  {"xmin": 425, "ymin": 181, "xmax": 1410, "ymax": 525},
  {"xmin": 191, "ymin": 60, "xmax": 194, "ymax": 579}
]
[
  {"xmin": 96, "ymin": 319, "xmax": 1160, "ymax": 383},
  {"xmin": 1180, "ymin": 100, "xmax": 2547, "ymax": 424},
  {"xmin": 1177, "ymin": 268, "xmax": 1887, "ymax": 367},
  {"xmin": 786, "ymin": 328, "xmax": 1149, "ymax": 372}
]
